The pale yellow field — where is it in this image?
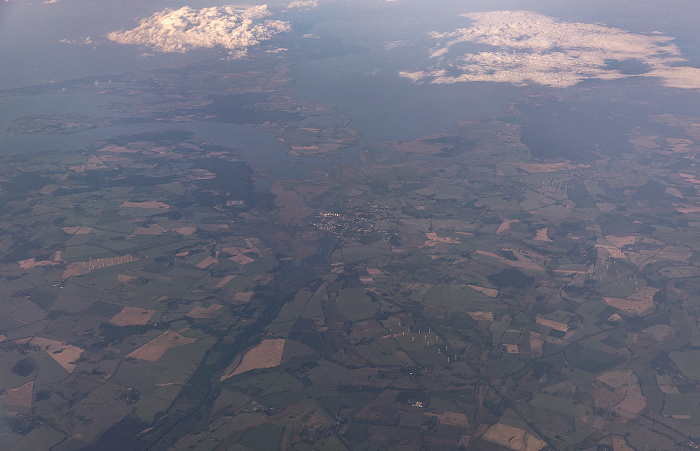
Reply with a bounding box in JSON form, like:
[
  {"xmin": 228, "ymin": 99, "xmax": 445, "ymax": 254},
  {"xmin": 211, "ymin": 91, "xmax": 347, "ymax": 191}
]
[
  {"xmin": 435, "ymin": 411, "xmax": 469, "ymax": 427},
  {"xmin": 85, "ymin": 155, "xmax": 108, "ymax": 170},
  {"xmin": 221, "ymin": 338, "xmax": 286, "ymax": 380},
  {"xmin": 656, "ymin": 373, "xmax": 680, "ymax": 394},
  {"xmin": 605, "ymin": 235, "xmax": 636, "ymax": 248},
  {"xmin": 187, "ymin": 304, "xmax": 222, "ymax": 319},
  {"xmin": 468, "ymin": 285, "xmax": 499, "ymax": 298},
  {"xmin": 120, "ymin": 201, "xmax": 169, "ymax": 209},
  {"xmin": 676, "ymin": 205, "xmax": 700, "ymax": 213},
  {"xmin": 31, "ymin": 337, "xmax": 84, "ymax": 373},
  {"xmin": 1, "ymin": 381, "xmax": 34, "ymax": 409},
  {"xmin": 195, "ymin": 256, "xmax": 218, "ymax": 269},
  {"xmin": 62, "ymin": 226, "xmax": 93, "ymax": 235},
  {"xmin": 127, "ymin": 331, "xmax": 197, "ymax": 361},
  {"xmin": 594, "ymin": 369, "xmax": 647, "ymax": 419},
  {"xmin": 596, "ymin": 244, "xmax": 627, "ymax": 259},
  {"xmin": 110, "ymin": 306, "xmax": 155, "ymax": 326},
  {"xmin": 174, "ymin": 226, "xmax": 197, "ymax": 235},
  {"xmin": 552, "ymin": 269, "xmax": 588, "ymax": 275},
  {"xmin": 476, "ymin": 249, "xmax": 544, "ymax": 271},
  {"xmin": 425, "ymin": 232, "xmax": 461, "ymax": 246},
  {"xmin": 629, "ymin": 133, "xmax": 661, "ymax": 153},
  {"xmin": 604, "ymin": 286, "xmax": 658, "ymax": 315},
  {"xmin": 214, "ymin": 275, "xmax": 236, "ymax": 288},
  {"xmin": 496, "ymin": 219, "xmax": 518, "ymax": 235},
  {"xmin": 18, "ymin": 258, "xmax": 58, "ymax": 269},
  {"xmin": 536, "ymin": 317, "xmax": 568, "ymax": 332},
  {"xmin": 637, "ymin": 324, "xmax": 675, "ymax": 342},
  {"xmin": 504, "ymin": 344, "xmax": 520, "ymax": 354},
  {"xmin": 516, "ymin": 162, "xmax": 584, "ymax": 173},
  {"xmin": 612, "ymin": 435, "xmax": 636, "ymax": 451},
  {"xmin": 226, "ymin": 248, "xmax": 255, "ymax": 265},
  {"xmin": 480, "ymin": 423, "xmax": 547, "ymax": 451},
  {"xmin": 62, "ymin": 255, "xmax": 138, "ymax": 278},
  {"xmin": 529, "ymin": 332, "xmax": 544, "ymax": 357},
  {"xmin": 533, "ymin": 228, "xmax": 552, "ymax": 242},
  {"xmin": 468, "ymin": 311, "xmax": 495, "ymax": 321},
  {"xmin": 233, "ymin": 292, "xmax": 254, "ymax": 303}
]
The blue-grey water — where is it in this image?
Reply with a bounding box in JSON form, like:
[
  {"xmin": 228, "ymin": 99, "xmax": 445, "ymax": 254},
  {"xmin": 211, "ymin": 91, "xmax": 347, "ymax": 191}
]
[
  {"xmin": 1, "ymin": 0, "xmax": 699, "ymax": 172},
  {"xmin": 0, "ymin": 92, "xmax": 309, "ymax": 189}
]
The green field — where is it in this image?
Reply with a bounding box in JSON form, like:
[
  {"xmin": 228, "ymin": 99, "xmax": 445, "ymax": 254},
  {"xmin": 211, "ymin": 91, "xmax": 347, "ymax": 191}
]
[
  {"xmin": 336, "ymin": 288, "xmax": 377, "ymax": 322},
  {"xmin": 670, "ymin": 350, "xmax": 700, "ymax": 380},
  {"xmin": 238, "ymin": 422, "xmax": 285, "ymax": 451},
  {"xmin": 423, "ymin": 283, "xmax": 493, "ymax": 313},
  {"xmin": 529, "ymin": 393, "xmax": 588, "ymax": 418},
  {"xmin": 662, "ymin": 393, "xmax": 700, "ymax": 417}
]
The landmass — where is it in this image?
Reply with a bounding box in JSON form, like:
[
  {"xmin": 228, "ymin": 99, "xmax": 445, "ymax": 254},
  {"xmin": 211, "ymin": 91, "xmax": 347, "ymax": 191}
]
[{"xmin": 1, "ymin": 59, "xmax": 700, "ymax": 451}]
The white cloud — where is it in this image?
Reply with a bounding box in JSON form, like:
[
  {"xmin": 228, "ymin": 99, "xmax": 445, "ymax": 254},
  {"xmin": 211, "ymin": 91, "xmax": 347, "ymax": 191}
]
[
  {"xmin": 286, "ymin": 0, "xmax": 318, "ymax": 9},
  {"xmin": 647, "ymin": 66, "xmax": 700, "ymax": 90},
  {"xmin": 384, "ymin": 40, "xmax": 408, "ymax": 51},
  {"xmin": 108, "ymin": 5, "xmax": 291, "ymax": 57},
  {"xmin": 59, "ymin": 36, "xmax": 96, "ymax": 46},
  {"xmin": 400, "ymin": 11, "xmax": 700, "ymax": 89}
]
